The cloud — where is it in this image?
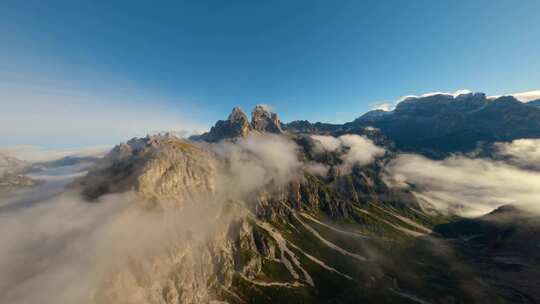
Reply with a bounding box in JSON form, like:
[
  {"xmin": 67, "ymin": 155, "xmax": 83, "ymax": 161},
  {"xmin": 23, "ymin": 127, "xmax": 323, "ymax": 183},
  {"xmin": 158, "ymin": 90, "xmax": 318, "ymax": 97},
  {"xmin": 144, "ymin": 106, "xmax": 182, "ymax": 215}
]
[
  {"xmin": 0, "ymin": 142, "xmax": 252, "ymax": 304},
  {"xmin": 495, "ymin": 138, "xmax": 540, "ymax": 170},
  {"xmin": 339, "ymin": 135, "xmax": 385, "ymax": 167},
  {"xmin": 0, "ymin": 145, "xmax": 111, "ymax": 163},
  {"xmin": 0, "ymin": 188, "xmax": 131, "ymax": 304},
  {"xmin": 368, "ymin": 88, "xmax": 540, "ymax": 113},
  {"xmin": 254, "ymin": 103, "xmax": 276, "ymax": 113},
  {"xmin": 369, "ymin": 102, "xmax": 396, "ymax": 112},
  {"xmin": 311, "ymin": 134, "xmax": 385, "ymax": 173},
  {"xmin": 311, "ymin": 135, "xmax": 342, "ymax": 152},
  {"xmin": 385, "ymin": 153, "xmax": 540, "ymax": 217},
  {"xmin": 397, "ymin": 89, "xmax": 472, "ymax": 103},
  {"xmin": 489, "ymin": 90, "xmax": 540, "ymax": 102},
  {"xmin": 369, "ymin": 89, "xmax": 473, "ymax": 112},
  {"xmin": 208, "ymin": 133, "xmax": 303, "ymax": 197}
]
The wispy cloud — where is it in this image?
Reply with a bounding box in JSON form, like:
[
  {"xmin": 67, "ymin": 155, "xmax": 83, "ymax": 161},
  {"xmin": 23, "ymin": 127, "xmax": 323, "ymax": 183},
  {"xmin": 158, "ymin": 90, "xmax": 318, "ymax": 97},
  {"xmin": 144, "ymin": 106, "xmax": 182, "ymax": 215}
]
[
  {"xmin": 495, "ymin": 138, "xmax": 540, "ymax": 170},
  {"xmin": 311, "ymin": 134, "xmax": 385, "ymax": 173}
]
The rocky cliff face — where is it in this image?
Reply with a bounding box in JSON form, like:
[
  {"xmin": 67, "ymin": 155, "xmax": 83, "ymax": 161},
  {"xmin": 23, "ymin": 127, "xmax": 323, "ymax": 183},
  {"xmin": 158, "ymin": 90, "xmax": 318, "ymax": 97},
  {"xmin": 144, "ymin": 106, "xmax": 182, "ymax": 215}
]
[
  {"xmin": 76, "ymin": 130, "xmax": 479, "ymax": 304},
  {"xmin": 195, "ymin": 107, "xmax": 252, "ymax": 142},
  {"xmin": 250, "ymin": 105, "xmax": 282, "ymax": 134},
  {"xmin": 77, "ymin": 134, "xmax": 217, "ymax": 209},
  {"xmin": 0, "ymin": 153, "xmax": 38, "ymax": 195},
  {"xmin": 194, "ymin": 105, "xmax": 282, "ymax": 142}
]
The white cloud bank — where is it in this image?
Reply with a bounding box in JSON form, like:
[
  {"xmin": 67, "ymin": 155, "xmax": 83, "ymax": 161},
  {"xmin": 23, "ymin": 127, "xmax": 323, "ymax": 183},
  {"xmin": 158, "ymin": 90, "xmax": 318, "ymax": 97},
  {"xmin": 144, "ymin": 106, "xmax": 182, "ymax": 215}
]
[
  {"xmin": 495, "ymin": 138, "xmax": 540, "ymax": 170},
  {"xmin": 311, "ymin": 134, "xmax": 385, "ymax": 173},
  {"xmin": 210, "ymin": 133, "xmax": 303, "ymax": 197},
  {"xmin": 385, "ymin": 139, "xmax": 540, "ymax": 217},
  {"xmin": 0, "ymin": 145, "xmax": 111, "ymax": 163}
]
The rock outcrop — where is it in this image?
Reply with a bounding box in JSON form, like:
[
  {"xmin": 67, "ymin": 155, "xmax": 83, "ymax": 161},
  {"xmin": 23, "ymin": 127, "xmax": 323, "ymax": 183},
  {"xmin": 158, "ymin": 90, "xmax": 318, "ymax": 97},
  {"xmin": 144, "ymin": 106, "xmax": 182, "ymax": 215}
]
[
  {"xmin": 194, "ymin": 105, "xmax": 282, "ymax": 142},
  {"xmin": 0, "ymin": 153, "xmax": 38, "ymax": 195},
  {"xmin": 0, "ymin": 153, "xmax": 29, "ymax": 176},
  {"xmin": 250, "ymin": 105, "xmax": 282, "ymax": 133},
  {"xmin": 195, "ymin": 107, "xmax": 253, "ymax": 142},
  {"xmin": 77, "ymin": 133, "xmax": 217, "ymax": 208}
]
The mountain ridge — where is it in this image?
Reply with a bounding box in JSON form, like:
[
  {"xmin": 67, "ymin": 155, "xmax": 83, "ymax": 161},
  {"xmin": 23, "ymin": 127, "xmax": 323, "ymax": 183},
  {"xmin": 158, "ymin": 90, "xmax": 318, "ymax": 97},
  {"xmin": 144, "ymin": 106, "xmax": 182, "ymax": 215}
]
[{"xmin": 284, "ymin": 93, "xmax": 540, "ymax": 156}]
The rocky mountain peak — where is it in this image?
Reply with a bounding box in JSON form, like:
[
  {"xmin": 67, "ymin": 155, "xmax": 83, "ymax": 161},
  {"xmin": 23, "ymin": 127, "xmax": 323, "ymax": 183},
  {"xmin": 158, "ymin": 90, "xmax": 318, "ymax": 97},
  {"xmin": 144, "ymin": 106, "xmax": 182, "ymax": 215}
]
[
  {"xmin": 250, "ymin": 104, "xmax": 282, "ymax": 133},
  {"xmin": 228, "ymin": 106, "xmax": 249, "ymax": 123},
  {"xmin": 193, "ymin": 107, "xmax": 253, "ymax": 142},
  {"xmin": 193, "ymin": 104, "xmax": 283, "ymax": 142}
]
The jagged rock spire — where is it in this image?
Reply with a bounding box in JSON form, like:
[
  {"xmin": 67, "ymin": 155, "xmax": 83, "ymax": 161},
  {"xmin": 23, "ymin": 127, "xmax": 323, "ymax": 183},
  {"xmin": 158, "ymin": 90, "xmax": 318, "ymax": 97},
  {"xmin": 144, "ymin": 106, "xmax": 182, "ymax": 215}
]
[
  {"xmin": 194, "ymin": 106, "xmax": 252, "ymax": 142},
  {"xmin": 228, "ymin": 106, "xmax": 249, "ymax": 122},
  {"xmin": 250, "ymin": 104, "xmax": 282, "ymax": 133},
  {"xmin": 193, "ymin": 104, "xmax": 283, "ymax": 142}
]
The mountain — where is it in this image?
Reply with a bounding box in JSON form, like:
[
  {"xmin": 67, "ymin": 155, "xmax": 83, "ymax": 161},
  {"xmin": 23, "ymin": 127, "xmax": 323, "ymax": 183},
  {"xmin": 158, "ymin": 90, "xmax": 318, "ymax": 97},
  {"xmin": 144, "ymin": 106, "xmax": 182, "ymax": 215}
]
[
  {"xmin": 30, "ymin": 155, "xmax": 100, "ymax": 171},
  {"xmin": 76, "ymin": 134, "xmax": 216, "ymax": 207},
  {"xmin": 250, "ymin": 104, "xmax": 283, "ymax": 133},
  {"xmin": 0, "ymin": 153, "xmax": 29, "ymax": 176},
  {"xmin": 527, "ymin": 98, "xmax": 540, "ymax": 107},
  {"xmin": 285, "ymin": 93, "xmax": 540, "ymax": 157},
  {"xmin": 434, "ymin": 205, "xmax": 540, "ymax": 302},
  {"xmin": 193, "ymin": 105, "xmax": 283, "ymax": 142},
  {"xmin": 72, "ymin": 109, "xmax": 535, "ymax": 303},
  {"xmin": 0, "ymin": 153, "xmax": 37, "ymax": 195}
]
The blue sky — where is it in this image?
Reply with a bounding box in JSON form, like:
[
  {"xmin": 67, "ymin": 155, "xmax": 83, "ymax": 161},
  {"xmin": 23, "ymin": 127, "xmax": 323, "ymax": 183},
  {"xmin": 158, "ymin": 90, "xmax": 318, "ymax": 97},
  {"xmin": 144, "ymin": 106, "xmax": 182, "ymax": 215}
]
[{"xmin": 1, "ymin": 0, "xmax": 540, "ymax": 149}]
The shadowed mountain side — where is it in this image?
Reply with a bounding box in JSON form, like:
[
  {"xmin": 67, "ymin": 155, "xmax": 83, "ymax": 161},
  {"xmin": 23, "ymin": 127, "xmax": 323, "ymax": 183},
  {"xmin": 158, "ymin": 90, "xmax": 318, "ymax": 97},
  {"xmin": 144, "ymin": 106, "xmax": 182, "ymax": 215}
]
[{"xmin": 285, "ymin": 93, "xmax": 540, "ymax": 157}]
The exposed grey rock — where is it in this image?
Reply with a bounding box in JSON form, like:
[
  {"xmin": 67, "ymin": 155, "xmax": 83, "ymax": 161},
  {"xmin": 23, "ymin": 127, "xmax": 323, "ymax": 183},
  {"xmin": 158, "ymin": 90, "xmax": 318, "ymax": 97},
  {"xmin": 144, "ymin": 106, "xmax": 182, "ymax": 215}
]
[
  {"xmin": 250, "ymin": 105, "xmax": 282, "ymax": 134},
  {"xmin": 77, "ymin": 134, "xmax": 217, "ymax": 208},
  {"xmin": 193, "ymin": 105, "xmax": 283, "ymax": 142},
  {"xmin": 194, "ymin": 107, "xmax": 252, "ymax": 142}
]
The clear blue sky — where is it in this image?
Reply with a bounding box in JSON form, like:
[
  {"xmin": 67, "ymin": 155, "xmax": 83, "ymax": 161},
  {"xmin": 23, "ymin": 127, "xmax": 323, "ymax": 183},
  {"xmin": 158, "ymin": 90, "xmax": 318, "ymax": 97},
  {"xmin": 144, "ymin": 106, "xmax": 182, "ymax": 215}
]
[{"xmin": 1, "ymin": 0, "xmax": 540, "ymax": 148}]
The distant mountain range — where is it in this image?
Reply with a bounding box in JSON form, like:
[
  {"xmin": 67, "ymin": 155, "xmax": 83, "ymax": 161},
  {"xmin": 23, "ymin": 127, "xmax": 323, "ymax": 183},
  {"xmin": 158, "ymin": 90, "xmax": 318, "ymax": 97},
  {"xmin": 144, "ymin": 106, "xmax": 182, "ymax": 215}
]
[{"xmin": 285, "ymin": 93, "xmax": 540, "ymax": 157}]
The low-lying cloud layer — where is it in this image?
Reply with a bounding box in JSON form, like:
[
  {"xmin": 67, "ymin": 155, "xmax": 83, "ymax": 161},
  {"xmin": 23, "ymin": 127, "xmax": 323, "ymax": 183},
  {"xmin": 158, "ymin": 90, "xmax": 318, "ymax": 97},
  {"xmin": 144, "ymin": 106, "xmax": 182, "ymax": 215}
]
[
  {"xmin": 311, "ymin": 134, "xmax": 385, "ymax": 173},
  {"xmin": 385, "ymin": 141, "xmax": 540, "ymax": 217},
  {"xmin": 0, "ymin": 145, "xmax": 111, "ymax": 163},
  {"xmin": 209, "ymin": 133, "xmax": 303, "ymax": 197},
  {"xmin": 495, "ymin": 139, "xmax": 540, "ymax": 170}
]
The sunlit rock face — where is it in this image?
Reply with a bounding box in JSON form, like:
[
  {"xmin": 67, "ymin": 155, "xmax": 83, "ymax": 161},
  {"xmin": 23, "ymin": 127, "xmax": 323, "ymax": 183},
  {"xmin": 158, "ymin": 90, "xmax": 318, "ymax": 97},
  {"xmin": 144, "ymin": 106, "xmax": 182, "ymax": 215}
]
[
  {"xmin": 192, "ymin": 105, "xmax": 283, "ymax": 142},
  {"xmin": 194, "ymin": 107, "xmax": 252, "ymax": 142},
  {"xmin": 250, "ymin": 105, "xmax": 282, "ymax": 134},
  {"xmin": 77, "ymin": 134, "xmax": 217, "ymax": 208}
]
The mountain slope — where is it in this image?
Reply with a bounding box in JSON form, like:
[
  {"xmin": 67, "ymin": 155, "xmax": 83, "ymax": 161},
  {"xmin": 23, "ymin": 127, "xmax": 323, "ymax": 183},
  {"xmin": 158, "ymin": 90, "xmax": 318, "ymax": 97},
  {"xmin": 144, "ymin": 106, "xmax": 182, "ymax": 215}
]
[{"xmin": 73, "ymin": 127, "xmax": 522, "ymax": 303}]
